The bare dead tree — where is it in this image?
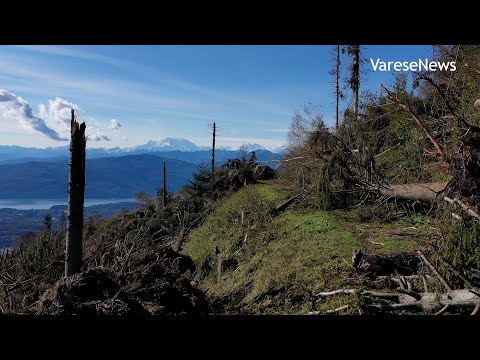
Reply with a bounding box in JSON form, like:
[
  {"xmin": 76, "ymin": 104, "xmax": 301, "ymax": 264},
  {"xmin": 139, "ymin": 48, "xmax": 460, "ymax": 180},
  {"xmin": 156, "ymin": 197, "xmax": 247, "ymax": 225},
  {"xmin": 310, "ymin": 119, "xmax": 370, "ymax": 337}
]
[
  {"xmin": 65, "ymin": 109, "xmax": 86, "ymax": 277},
  {"xmin": 212, "ymin": 122, "xmax": 216, "ymax": 177},
  {"xmin": 163, "ymin": 160, "xmax": 167, "ymax": 208},
  {"xmin": 336, "ymin": 45, "xmax": 341, "ymax": 129},
  {"xmin": 329, "ymin": 45, "xmax": 342, "ymax": 130},
  {"xmin": 347, "ymin": 45, "xmax": 361, "ymax": 122}
]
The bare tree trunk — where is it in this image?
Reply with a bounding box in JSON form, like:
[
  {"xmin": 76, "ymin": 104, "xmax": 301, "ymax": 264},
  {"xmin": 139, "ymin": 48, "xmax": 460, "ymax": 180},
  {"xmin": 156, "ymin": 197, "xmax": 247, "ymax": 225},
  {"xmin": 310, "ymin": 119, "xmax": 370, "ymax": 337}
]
[
  {"xmin": 163, "ymin": 160, "xmax": 167, "ymax": 208},
  {"xmin": 211, "ymin": 121, "xmax": 216, "ymax": 177},
  {"xmin": 65, "ymin": 109, "xmax": 86, "ymax": 277},
  {"xmin": 352, "ymin": 45, "xmax": 360, "ymax": 122},
  {"xmin": 336, "ymin": 45, "xmax": 340, "ymax": 130},
  {"xmin": 366, "ymin": 182, "xmax": 448, "ymax": 202}
]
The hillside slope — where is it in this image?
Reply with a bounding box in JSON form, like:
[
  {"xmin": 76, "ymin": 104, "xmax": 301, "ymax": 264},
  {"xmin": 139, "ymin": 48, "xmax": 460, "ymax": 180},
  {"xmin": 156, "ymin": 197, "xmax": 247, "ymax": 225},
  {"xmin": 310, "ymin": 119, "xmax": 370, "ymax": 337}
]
[{"xmin": 183, "ymin": 183, "xmax": 437, "ymax": 314}]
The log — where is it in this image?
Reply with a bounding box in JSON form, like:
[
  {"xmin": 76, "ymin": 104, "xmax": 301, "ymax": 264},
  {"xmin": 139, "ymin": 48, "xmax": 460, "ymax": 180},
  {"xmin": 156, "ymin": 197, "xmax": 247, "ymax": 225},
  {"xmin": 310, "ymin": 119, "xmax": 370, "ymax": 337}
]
[
  {"xmin": 327, "ymin": 305, "xmax": 350, "ymax": 314},
  {"xmin": 306, "ymin": 305, "xmax": 351, "ymax": 315},
  {"xmin": 323, "ymin": 288, "xmax": 480, "ymax": 312},
  {"xmin": 316, "ymin": 289, "xmax": 417, "ymax": 303},
  {"xmin": 420, "ymin": 290, "xmax": 480, "ymax": 311},
  {"xmin": 316, "ymin": 289, "xmax": 355, "ymax": 296},
  {"xmin": 366, "ymin": 182, "xmax": 448, "ymax": 203}
]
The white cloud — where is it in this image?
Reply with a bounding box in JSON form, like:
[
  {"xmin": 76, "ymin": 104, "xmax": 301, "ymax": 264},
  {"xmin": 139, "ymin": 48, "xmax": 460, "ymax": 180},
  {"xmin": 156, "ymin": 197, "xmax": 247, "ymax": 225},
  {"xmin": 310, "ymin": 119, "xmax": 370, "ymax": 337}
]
[
  {"xmin": 110, "ymin": 118, "xmax": 121, "ymax": 130},
  {"xmin": 0, "ymin": 89, "xmax": 114, "ymax": 143},
  {"xmin": 38, "ymin": 97, "xmax": 79, "ymax": 139},
  {"xmin": 0, "ymin": 89, "xmax": 67, "ymax": 141},
  {"xmin": 270, "ymin": 128, "xmax": 289, "ymax": 132},
  {"xmin": 89, "ymin": 134, "xmax": 111, "ymax": 142},
  {"xmin": 36, "ymin": 96, "xmax": 112, "ymax": 142}
]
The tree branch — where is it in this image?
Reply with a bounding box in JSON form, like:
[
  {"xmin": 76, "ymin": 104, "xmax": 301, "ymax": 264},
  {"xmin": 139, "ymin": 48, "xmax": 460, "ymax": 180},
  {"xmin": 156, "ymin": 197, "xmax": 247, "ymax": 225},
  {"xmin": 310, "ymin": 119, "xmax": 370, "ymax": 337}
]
[
  {"xmin": 381, "ymin": 84, "xmax": 449, "ymax": 168},
  {"xmin": 417, "ymin": 251, "xmax": 452, "ymax": 291},
  {"xmin": 439, "ymin": 256, "xmax": 478, "ymax": 289},
  {"xmin": 416, "ymin": 75, "xmax": 480, "ymax": 131},
  {"xmin": 444, "ymin": 196, "xmax": 480, "ymax": 222}
]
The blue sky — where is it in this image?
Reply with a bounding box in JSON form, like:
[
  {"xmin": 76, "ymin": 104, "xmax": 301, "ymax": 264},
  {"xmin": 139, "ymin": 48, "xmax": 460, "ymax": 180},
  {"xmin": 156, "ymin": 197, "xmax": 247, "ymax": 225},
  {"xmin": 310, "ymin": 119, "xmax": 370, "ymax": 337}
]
[{"xmin": 0, "ymin": 45, "xmax": 431, "ymax": 149}]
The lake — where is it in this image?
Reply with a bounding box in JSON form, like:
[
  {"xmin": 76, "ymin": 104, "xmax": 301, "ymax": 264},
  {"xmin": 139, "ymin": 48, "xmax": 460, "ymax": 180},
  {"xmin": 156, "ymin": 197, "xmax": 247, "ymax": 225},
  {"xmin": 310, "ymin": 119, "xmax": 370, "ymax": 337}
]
[{"xmin": 0, "ymin": 198, "xmax": 136, "ymax": 210}]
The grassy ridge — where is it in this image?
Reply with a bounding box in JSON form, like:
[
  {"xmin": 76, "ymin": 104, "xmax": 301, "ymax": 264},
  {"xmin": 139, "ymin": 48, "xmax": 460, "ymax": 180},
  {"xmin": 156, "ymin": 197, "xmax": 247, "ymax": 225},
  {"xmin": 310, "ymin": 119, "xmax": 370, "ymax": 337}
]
[
  {"xmin": 184, "ymin": 183, "xmax": 438, "ymax": 314},
  {"xmin": 184, "ymin": 184, "xmax": 361, "ymax": 313}
]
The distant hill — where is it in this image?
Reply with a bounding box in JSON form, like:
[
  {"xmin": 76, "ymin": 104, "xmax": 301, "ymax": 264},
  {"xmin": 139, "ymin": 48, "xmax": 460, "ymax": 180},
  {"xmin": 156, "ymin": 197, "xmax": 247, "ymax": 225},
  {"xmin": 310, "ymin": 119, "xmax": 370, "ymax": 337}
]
[
  {"xmin": 0, "ymin": 146, "xmax": 283, "ymax": 166},
  {"xmin": 147, "ymin": 149, "xmax": 282, "ymax": 167},
  {"xmin": 0, "ymin": 154, "xmax": 198, "ymax": 199},
  {"xmin": 0, "ymin": 201, "xmax": 137, "ymax": 248},
  {"xmin": 0, "ymin": 138, "xmax": 285, "ymax": 163}
]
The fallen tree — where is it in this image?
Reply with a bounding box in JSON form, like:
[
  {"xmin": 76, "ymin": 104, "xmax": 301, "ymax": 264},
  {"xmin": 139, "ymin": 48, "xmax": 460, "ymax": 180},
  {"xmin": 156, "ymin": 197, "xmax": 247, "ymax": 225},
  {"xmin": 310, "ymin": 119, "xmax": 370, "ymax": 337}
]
[
  {"xmin": 312, "ymin": 251, "xmax": 480, "ymax": 315},
  {"xmin": 364, "ymin": 181, "xmax": 449, "ymax": 203}
]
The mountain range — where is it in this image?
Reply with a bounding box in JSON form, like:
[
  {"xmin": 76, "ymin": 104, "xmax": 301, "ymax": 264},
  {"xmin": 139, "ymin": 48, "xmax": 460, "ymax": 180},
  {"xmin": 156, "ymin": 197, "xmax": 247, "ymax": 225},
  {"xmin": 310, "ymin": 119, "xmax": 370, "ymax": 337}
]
[
  {"xmin": 0, "ymin": 138, "xmax": 287, "ymax": 163},
  {"xmin": 0, "ymin": 138, "xmax": 285, "ymax": 200}
]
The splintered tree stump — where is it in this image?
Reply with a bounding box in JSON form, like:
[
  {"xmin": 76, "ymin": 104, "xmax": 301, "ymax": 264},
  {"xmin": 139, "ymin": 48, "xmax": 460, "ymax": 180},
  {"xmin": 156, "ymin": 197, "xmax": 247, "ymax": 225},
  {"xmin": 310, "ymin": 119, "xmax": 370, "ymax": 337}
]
[{"xmin": 65, "ymin": 109, "xmax": 86, "ymax": 277}]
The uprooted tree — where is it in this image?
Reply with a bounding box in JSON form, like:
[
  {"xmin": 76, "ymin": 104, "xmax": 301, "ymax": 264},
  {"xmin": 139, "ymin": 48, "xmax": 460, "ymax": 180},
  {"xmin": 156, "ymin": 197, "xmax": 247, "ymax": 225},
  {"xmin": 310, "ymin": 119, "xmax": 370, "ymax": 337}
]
[
  {"xmin": 279, "ymin": 46, "xmax": 480, "ymax": 313},
  {"xmin": 281, "ymin": 46, "xmax": 480, "ymax": 209}
]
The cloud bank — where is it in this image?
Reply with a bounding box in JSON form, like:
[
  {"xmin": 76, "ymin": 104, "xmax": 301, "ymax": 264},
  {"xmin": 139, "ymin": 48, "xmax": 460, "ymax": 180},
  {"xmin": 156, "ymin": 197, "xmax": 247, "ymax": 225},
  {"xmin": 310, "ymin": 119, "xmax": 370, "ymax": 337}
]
[
  {"xmin": 0, "ymin": 89, "xmax": 118, "ymax": 142},
  {"xmin": 0, "ymin": 89, "xmax": 67, "ymax": 141}
]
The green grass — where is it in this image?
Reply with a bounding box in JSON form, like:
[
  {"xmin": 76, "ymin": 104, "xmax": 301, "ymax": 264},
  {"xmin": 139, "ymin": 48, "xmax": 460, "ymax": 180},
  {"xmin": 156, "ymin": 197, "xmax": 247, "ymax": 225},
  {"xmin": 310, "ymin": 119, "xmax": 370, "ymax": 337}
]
[
  {"xmin": 255, "ymin": 183, "xmax": 285, "ymax": 203},
  {"xmin": 183, "ymin": 184, "xmax": 362, "ymax": 314},
  {"xmin": 183, "ymin": 184, "xmax": 438, "ymax": 314},
  {"xmin": 330, "ymin": 209, "xmax": 436, "ymax": 255}
]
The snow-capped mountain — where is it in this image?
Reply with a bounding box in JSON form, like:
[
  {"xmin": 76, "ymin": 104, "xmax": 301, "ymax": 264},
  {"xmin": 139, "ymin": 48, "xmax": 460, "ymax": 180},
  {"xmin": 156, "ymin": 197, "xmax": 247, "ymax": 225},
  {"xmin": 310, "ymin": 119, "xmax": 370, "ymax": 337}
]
[
  {"xmin": 217, "ymin": 143, "xmax": 267, "ymax": 152},
  {"xmin": 243, "ymin": 143, "xmax": 267, "ymax": 152},
  {"xmin": 269, "ymin": 145, "xmax": 288, "ymax": 154},
  {"xmin": 129, "ymin": 138, "xmax": 209, "ymax": 152},
  {"xmin": 0, "ymin": 138, "xmax": 286, "ymax": 164}
]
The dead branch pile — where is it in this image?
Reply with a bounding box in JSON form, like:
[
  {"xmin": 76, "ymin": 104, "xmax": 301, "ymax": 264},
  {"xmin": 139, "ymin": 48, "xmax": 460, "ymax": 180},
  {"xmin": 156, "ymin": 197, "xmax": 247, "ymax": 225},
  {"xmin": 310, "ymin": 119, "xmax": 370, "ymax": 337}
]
[{"xmin": 313, "ymin": 250, "xmax": 480, "ymax": 315}]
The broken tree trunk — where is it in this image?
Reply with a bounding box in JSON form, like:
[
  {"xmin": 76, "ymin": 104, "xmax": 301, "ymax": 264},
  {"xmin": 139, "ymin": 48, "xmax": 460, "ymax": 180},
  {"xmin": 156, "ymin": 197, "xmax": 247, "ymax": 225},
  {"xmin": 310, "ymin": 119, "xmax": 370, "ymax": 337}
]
[
  {"xmin": 65, "ymin": 109, "xmax": 86, "ymax": 277},
  {"xmin": 317, "ymin": 288, "xmax": 480, "ymax": 312},
  {"xmin": 366, "ymin": 182, "xmax": 449, "ymax": 203},
  {"xmin": 316, "ymin": 251, "xmax": 480, "ymax": 315}
]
